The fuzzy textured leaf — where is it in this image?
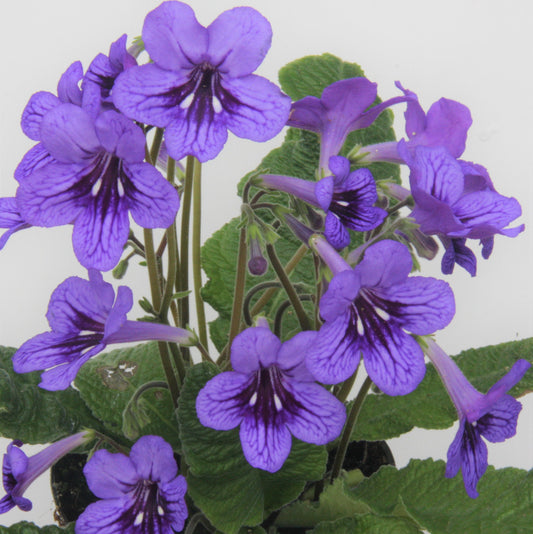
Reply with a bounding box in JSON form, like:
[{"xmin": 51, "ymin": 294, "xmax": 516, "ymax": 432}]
[
  {"xmin": 0, "ymin": 523, "xmax": 74, "ymax": 533},
  {"xmin": 177, "ymin": 363, "xmax": 327, "ymax": 534},
  {"xmin": 311, "ymin": 515, "xmax": 423, "ymax": 534},
  {"xmin": 74, "ymin": 342, "xmax": 179, "ymax": 447},
  {"xmin": 350, "ymin": 459, "xmax": 533, "ymax": 534},
  {"xmin": 0, "ymin": 346, "xmax": 102, "ymax": 445}
]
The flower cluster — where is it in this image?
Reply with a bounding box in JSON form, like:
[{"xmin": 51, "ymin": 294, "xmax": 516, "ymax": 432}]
[{"xmin": 0, "ymin": 1, "xmax": 530, "ymax": 532}]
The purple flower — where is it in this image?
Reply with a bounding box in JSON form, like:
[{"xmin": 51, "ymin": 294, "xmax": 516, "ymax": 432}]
[
  {"xmin": 76, "ymin": 435, "xmax": 187, "ymax": 533},
  {"xmin": 360, "ymin": 82, "xmax": 472, "ymax": 164},
  {"xmin": 83, "ymin": 34, "xmax": 137, "ymax": 109},
  {"xmin": 12, "ymin": 271, "xmax": 195, "ymax": 391},
  {"xmin": 113, "ymin": 1, "xmax": 291, "ymax": 163},
  {"xmin": 401, "ymin": 145, "xmax": 524, "ymax": 276},
  {"xmin": 288, "ymin": 78, "xmax": 412, "ymax": 174},
  {"xmin": 196, "ymin": 326, "xmax": 346, "ymax": 472},
  {"xmin": 0, "ymin": 431, "xmax": 92, "ymax": 514},
  {"xmin": 307, "ymin": 237, "xmax": 455, "ymax": 395},
  {"xmin": 0, "ymin": 198, "xmax": 31, "ymax": 250},
  {"xmin": 260, "ymin": 155, "xmax": 386, "ymax": 249},
  {"xmin": 424, "ymin": 338, "xmax": 531, "ymax": 498},
  {"xmin": 16, "ymin": 103, "xmax": 179, "ymax": 270},
  {"xmin": 15, "ymin": 61, "xmax": 85, "ymax": 182}
]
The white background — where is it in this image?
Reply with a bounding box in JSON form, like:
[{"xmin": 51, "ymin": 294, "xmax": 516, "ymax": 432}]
[{"xmin": 0, "ymin": 0, "xmax": 532, "ymax": 527}]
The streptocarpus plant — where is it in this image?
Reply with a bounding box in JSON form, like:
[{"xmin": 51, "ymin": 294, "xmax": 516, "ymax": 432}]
[{"xmin": 0, "ymin": 2, "xmax": 531, "ymax": 533}]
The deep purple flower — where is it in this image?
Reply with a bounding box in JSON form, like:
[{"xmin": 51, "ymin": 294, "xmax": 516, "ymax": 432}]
[
  {"xmin": 83, "ymin": 34, "xmax": 137, "ymax": 109},
  {"xmin": 288, "ymin": 78, "xmax": 412, "ymax": 174},
  {"xmin": 16, "ymin": 103, "xmax": 179, "ymax": 270},
  {"xmin": 260, "ymin": 155, "xmax": 386, "ymax": 249},
  {"xmin": 307, "ymin": 236, "xmax": 455, "ymax": 395},
  {"xmin": 113, "ymin": 1, "xmax": 291, "ymax": 163},
  {"xmin": 0, "ymin": 198, "xmax": 31, "ymax": 250},
  {"xmin": 0, "ymin": 431, "xmax": 92, "ymax": 514},
  {"xmin": 400, "ymin": 144, "xmax": 523, "ymax": 275},
  {"xmin": 196, "ymin": 326, "xmax": 346, "ymax": 472},
  {"xmin": 424, "ymin": 338, "xmax": 530, "ymax": 498},
  {"xmin": 359, "ymin": 82, "xmax": 472, "ymax": 164},
  {"xmin": 76, "ymin": 435, "xmax": 187, "ymax": 533},
  {"xmin": 12, "ymin": 271, "xmax": 195, "ymax": 391}
]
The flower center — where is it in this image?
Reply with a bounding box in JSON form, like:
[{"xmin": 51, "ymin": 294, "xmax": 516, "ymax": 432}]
[{"xmin": 127, "ymin": 479, "xmax": 167, "ymax": 531}]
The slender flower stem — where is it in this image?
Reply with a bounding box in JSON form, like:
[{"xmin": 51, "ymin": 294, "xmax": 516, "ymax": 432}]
[
  {"xmin": 158, "ymin": 341, "xmax": 180, "ymax": 407},
  {"xmin": 149, "ymin": 127, "xmax": 164, "ymax": 166},
  {"xmin": 179, "ymin": 156, "xmax": 194, "ymax": 332},
  {"xmin": 330, "ymin": 376, "xmax": 373, "ymax": 482},
  {"xmin": 223, "ymin": 225, "xmax": 248, "ymax": 363},
  {"xmin": 250, "ymin": 244, "xmax": 308, "ymax": 316},
  {"xmin": 168, "ymin": 342, "xmax": 186, "ymax": 386},
  {"xmin": 335, "ymin": 365, "xmax": 359, "ymax": 404},
  {"xmin": 266, "ymin": 243, "xmax": 312, "ymax": 331},
  {"xmin": 192, "ymin": 158, "xmax": 208, "ymax": 348},
  {"xmin": 144, "ymin": 229, "xmax": 162, "ymax": 312},
  {"xmin": 93, "ymin": 431, "xmax": 128, "ymax": 455},
  {"xmin": 242, "ymin": 281, "xmax": 282, "ymax": 325}
]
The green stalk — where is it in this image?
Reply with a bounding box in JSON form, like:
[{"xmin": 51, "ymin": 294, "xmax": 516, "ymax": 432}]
[
  {"xmin": 143, "ymin": 228, "xmax": 162, "ymax": 312},
  {"xmin": 191, "ymin": 158, "xmax": 208, "ymax": 348},
  {"xmin": 178, "ymin": 156, "xmax": 194, "ymax": 331},
  {"xmin": 265, "ymin": 243, "xmax": 312, "ymax": 331},
  {"xmin": 330, "ymin": 376, "xmax": 373, "ymax": 482},
  {"xmin": 149, "ymin": 128, "xmax": 164, "ymax": 166}
]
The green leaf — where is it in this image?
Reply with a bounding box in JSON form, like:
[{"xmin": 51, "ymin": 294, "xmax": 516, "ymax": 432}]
[
  {"xmin": 311, "ymin": 515, "xmax": 423, "ymax": 534},
  {"xmin": 74, "ymin": 343, "xmax": 179, "ymax": 447},
  {"xmin": 0, "ymin": 523, "xmax": 74, "ymax": 533},
  {"xmin": 350, "ymin": 459, "xmax": 533, "ymax": 534},
  {"xmin": 279, "ymin": 53, "xmax": 366, "ymax": 100},
  {"xmin": 0, "ymin": 346, "xmax": 102, "ymax": 445},
  {"xmin": 275, "ymin": 478, "xmax": 371, "ymax": 528},
  {"xmin": 354, "ymin": 337, "xmax": 533, "ymax": 441},
  {"xmin": 177, "ymin": 363, "xmax": 327, "ymax": 534}
]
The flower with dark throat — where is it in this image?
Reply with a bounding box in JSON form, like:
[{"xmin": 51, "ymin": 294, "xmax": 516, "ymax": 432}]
[
  {"xmin": 113, "ymin": 1, "xmax": 291, "ymax": 163},
  {"xmin": 423, "ymin": 338, "xmax": 530, "ymax": 498},
  {"xmin": 16, "ymin": 103, "xmax": 179, "ymax": 270},
  {"xmin": 259, "ymin": 155, "xmax": 386, "ymax": 250},
  {"xmin": 0, "ymin": 431, "xmax": 93, "ymax": 514},
  {"xmin": 13, "ymin": 271, "xmax": 196, "ymax": 391},
  {"xmin": 76, "ymin": 435, "xmax": 187, "ymax": 533},
  {"xmin": 196, "ymin": 324, "xmax": 346, "ymax": 472},
  {"xmin": 307, "ymin": 236, "xmax": 455, "ymax": 395},
  {"xmin": 400, "ymin": 144, "xmax": 523, "ymax": 276}
]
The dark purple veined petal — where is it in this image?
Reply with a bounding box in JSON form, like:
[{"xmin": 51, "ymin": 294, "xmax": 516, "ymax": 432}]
[
  {"xmin": 14, "ymin": 143, "xmax": 56, "ymax": 183},
  {"xmin": 207, "ymin": 6, "xmax": 272, "ymax": 78},
  {"xmin": 477, "ymin": 395, "xmax": 522, "ymax": 443},
  {"xmin": 319, "ymin": 269, "xmax": 360, "ymax": 322},
  {"xmin": 129, "ymin": 436, "xmax": 178, "ymax": 484},
  {"xmin": 45, "ymin": 275, "xmax": 114, "ymax": 334},
  {"xmin": 74, "ymin": 496, "xmax": 136, "ymax": 534},
  {"xmin": 358, "ymin": 313, "xmax": 426, "ymax": 395},
  {"xmin": 103, "ymin": 286, "xmax": 133, "ymax": 339},
  {"xmin": 441, "ymin": 238, "xmax": 477, "ymax": 276},
  {"xmin": 56, "ymin": 61, "xmax": 83, "ymax": 106},
  {"xmin": 142, "ymin": 0, "xmax": 208, "ymax": 72},
  {"xmin": 71, "ymin": 186, "xmax": 130, "ymax": 271},
  {"xmin": 230, "ymin": 327, "xmax": 282, "ymax": 374},
  {"xmin": 239, "ymin": 416, "xmax": 292, "ymax": 473},
  {"xmin": 274, "ymin": 331, "xmax": 317, "ymax": 381},
  {"xmin": 113, "ymin": 64, "xmax": 189, "ymax": 128},
  {"xmin": 221, "ymin": 75, "xmax": 291, "ymax": 143},
  {"xmin": 21, "ymin": 92, "xmax": 60, "ymax": 141},
  {"xmin": 122, "ymin": 162, "xmax": 179, "ymax": 229},
  {"xmin": 287, "ymin": 96, "xmax": 325, "ymax": 133},
  {"xmin": 81, "ymin": 449, "xmax": 137, "ymax": 499},
  {"xmin": 307, "ymin": 311, "xmax": 361, "ymax": 384},
  {"xmin": 286, "ymin": 381, "xmax": 346, "ymax": 444},
  {"xmin": 40, "ymin": 104, "xmax": 101, "ymax": 164},
  {"xmin": 196, "ymin": 371, "xmax": 249, "ymax": 431},
  {"xmin": 324, "ymin": 211, "xmax": 350, "ymax": 249},
  {"xmin": 375, "ymin": 276, "xmax": 455, "ymax": 335}
]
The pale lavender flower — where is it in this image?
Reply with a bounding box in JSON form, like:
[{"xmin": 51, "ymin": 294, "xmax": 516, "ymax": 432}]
[
  {"xmin": 76, "ymin": 435, "xmax": 187, "ymax": 533},
  {"xmin": 113, "ymin": 1, "xmax": 291, "ymax": 162},
  {"xmin": 308, "ymin": 236, "xmax": 455, "ymax": 395},
  {"xmin": 424, "ymin": 338, "xmax": 530, "ymax": 498},
  {"xmin": 196, "ymin": 326, "xmax": 346, "ymax": 472},
  {"xmin": 0, "ymin": 431, "xmax": 92, "ymax": 514},
  {"xmin": 13, "ymin": 271, "xmax": 195, "ymax": 391}
]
